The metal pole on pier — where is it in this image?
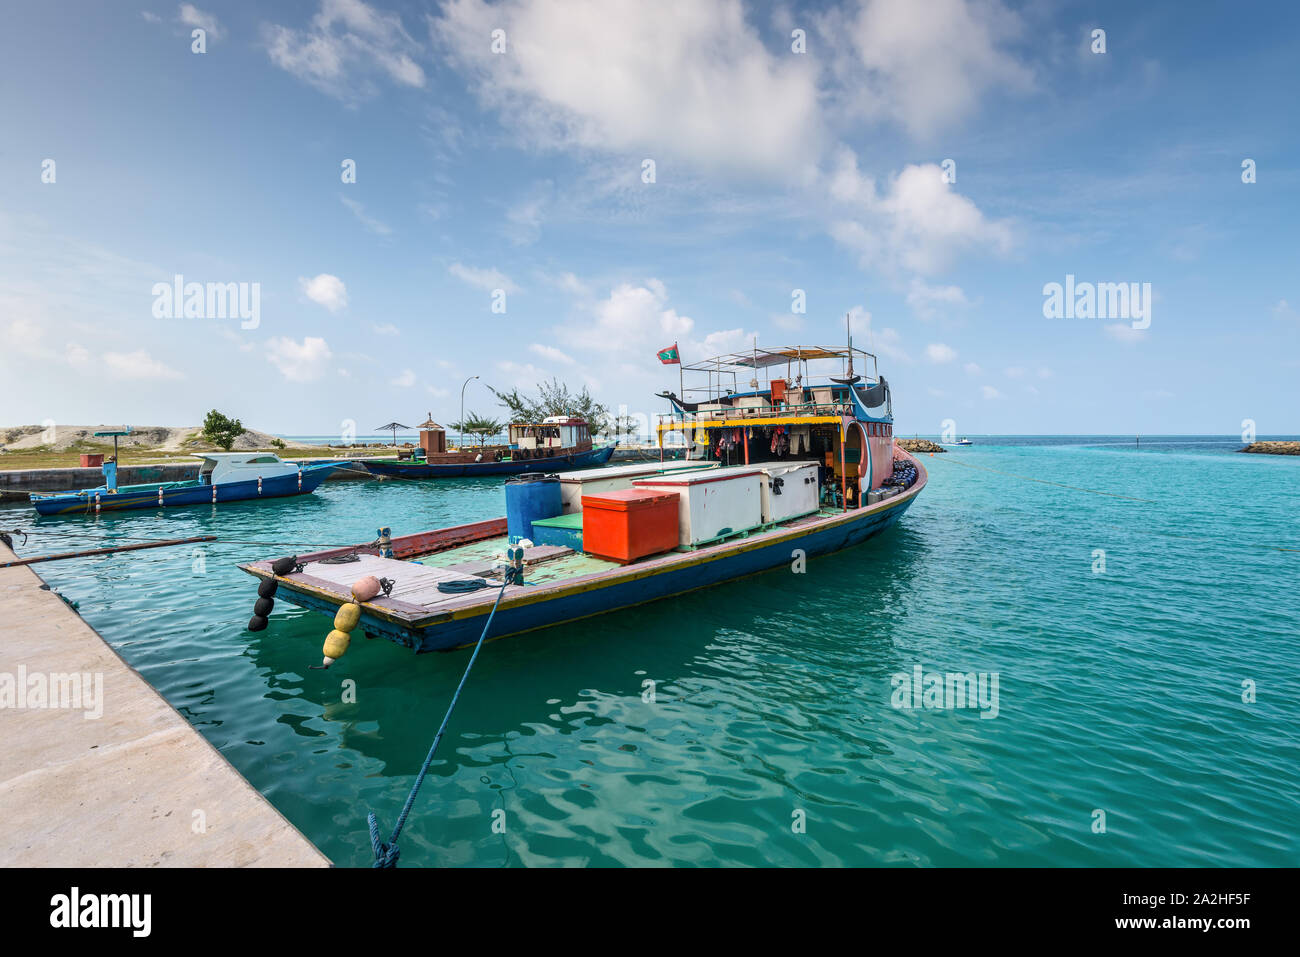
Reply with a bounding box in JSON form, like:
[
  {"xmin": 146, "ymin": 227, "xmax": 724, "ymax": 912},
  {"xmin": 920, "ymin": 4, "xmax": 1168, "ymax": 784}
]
[
  {"xmin": 0, "ymin": 535, "xmax": 217, "ymax": 568},
  {"xmin": 459, "ymin": 375, "xmax": 479, "ymax": 451}
]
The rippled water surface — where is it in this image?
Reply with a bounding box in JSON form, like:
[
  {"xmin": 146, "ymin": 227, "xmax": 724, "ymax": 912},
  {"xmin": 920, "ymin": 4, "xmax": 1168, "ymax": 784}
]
[{"xmin": 5, "ymin": 437, "xmax": 1298, "ymax": 866}]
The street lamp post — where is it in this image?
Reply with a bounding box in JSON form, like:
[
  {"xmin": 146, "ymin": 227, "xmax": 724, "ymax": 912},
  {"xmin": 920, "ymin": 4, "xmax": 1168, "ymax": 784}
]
[{"xmin": 459, "ymin": 374, "xmax": 479, "ymax": 450}]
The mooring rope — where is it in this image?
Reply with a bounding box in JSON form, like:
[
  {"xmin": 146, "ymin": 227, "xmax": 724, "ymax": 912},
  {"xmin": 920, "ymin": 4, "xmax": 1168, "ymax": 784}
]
[{"xmin": 366, "ymin": 566, "xmax": 519, "ymax": 868}]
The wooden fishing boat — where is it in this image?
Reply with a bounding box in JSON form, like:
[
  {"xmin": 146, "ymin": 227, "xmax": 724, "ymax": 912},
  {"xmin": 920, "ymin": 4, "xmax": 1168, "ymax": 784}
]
[
  {"xmin": 360, "ymin": 415, "xmax": 615, "ymax": 478},
  {"xmin": 239, "ymin": 452, "xmax": 924, "ymax": 654},
  {"xmin": 239, "ymin": 336, "xmax": 926, "ymax": 660},
  {"xmin": 31, "ymin": 452, "xmax": 337, "ymax": 516}
]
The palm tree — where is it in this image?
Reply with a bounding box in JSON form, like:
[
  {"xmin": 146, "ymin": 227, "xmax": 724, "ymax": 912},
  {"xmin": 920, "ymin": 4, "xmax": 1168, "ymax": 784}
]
[{"xmin": 449, "ymin": 413, "xmax": 505, "ymax": 447}]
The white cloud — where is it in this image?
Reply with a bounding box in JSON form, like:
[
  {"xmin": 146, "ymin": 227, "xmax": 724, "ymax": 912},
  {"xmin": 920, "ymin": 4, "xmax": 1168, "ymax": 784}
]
[
  {"xmin": 963, "ymin": 362, "xmax": 982, "ymax": 376},
  {"xmin": 825, "ymin": 155, "xmax": 1014, "ymax": 275},
  {"xmin": 907, "ymin": 277, "xmax": 969, "ymax": 319},
  {"xmin": 103, "ymin": 350, "xmax": 183, "ymax": 380},
  {"xmin": 1005, "ymin": 365, "xmax": 1025, "ymax": 378},
  {"xmin": 371, "ymin": 322, "xmax": 399, "ymax": 336},
  {"xmin": 818, "ymin": 0, "xmax": 1033, "ymax": 139},
  {"xmin": 178, "ymin": 4, "xmax": 224, "ymax": 40},
  {"xmin": 981, "ymin": 385, "xmax": 1004, "ymax": 399},
  {"xmin": 264, "ymin": 0, "xmax": 425, "ymax": 100},
  {"xmin": 340, "ymin": 195, "xmax": 392, "ymax": 235},
  {"xmin": 299, "ymin": 273, "xmax": 348, "ymax": 312},
  {"xmin": 141, "ymin": 11, "xmax": 162, "ymax": 24},
  {"xmin": 925, "ymin": 342, "xmax": 957, "ymax": 363},
  {"xmin": 392, "ymin": 368, "xmax": 416, "ymax": 387},
  {"xmin": 266, "ymin": 336, "xmax": 333, "ymax": 382},
  {"xmin": 505, "ymin": 186, "xmax": 552, "ymax": 245},
  {"xmin": 449, "ymin": 262, "xmax": 518, "ymax": 294},
  {"xmin": 432, "ymin": 0, "xmax": 824, "ymax": 179},
  {"xmin": 529, "ymin": 343, "xmax": 574, "ymax": 364},
  {"xmin": 66, "ymin": 343, "xmax": 91, "ymax": 367},
  {"xmin": 428, "ymin": 0, "xmax": 1020, "ymax": 285},
  {"xmin": 846, "ymin": 304, "xmax": 910, "ymax": 364},
  {"xmin": 562, "ymin": 279, "xmax": 694, "ymax": 354}
]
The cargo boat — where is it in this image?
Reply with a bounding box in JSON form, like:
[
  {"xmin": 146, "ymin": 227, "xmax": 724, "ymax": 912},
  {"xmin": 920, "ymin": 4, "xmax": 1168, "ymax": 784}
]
[
  {"xmin": 360, "ymin": 415, "xmax": 615, "ymax": 478},
  {"xmin": 238, "ymin": 340, "xmax": 925, "ymax": 658}
]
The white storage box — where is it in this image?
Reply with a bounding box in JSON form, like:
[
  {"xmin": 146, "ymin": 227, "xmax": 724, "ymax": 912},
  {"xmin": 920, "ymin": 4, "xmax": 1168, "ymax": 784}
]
[
  {"xmin": 632, "ymin": 466, "xmax": 764, "ymax": 547},
  {"xmin": 756, "ymin": 461, "xmax": 820, "ymax": 523},
  {"xmin": 555, "ymin": 460, "xmax": 717, "ymax": 513}
]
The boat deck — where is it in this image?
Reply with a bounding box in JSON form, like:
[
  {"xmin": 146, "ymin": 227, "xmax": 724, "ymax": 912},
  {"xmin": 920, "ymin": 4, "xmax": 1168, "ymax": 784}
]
[
  {"xmin": 293, "ymin": 539, "xmax": 621, "ymax": 614},
  {"xmin": 280, "ymin": 507, "xmax": 848, "ymax": 622}
]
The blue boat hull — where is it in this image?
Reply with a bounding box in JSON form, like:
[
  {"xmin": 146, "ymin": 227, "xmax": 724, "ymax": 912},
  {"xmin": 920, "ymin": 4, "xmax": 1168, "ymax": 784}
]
[
  {"xmin": 264, "ymin": 491, "xmax": 918, "ymax": 654},
  {"xmin": 362, "ymin": 444, "xmax": 615, "ymax": 478},
  {"xmin": 31, "ymin": 465, "xmax": 336, "ymax": 516},
  {"xmin": 412, "ymin": 495, "xmax": 915, "ymax": 652}
]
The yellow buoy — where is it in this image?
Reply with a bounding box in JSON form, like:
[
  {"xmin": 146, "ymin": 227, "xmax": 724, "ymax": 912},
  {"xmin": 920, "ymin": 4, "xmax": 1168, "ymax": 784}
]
[
  {"xmin": 334, "ymin": 601, "xmax": 361, "ymax": 632},
  {"xmin": 322, "ymin": 629, "xmax": 351, "ymax": 666}
]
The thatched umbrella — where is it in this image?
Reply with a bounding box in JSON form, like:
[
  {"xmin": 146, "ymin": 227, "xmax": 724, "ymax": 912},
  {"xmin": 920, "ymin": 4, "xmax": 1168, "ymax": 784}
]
[{"xmin": 373, "ymin": 422, "xmax": 413, "ymax": 448}]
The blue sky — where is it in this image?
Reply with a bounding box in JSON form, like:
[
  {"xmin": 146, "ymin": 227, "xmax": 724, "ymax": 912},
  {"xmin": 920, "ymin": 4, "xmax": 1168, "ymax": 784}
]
[{"xmin": 1, "ymin": 0, "xmax": 1296, "ymax": 436}]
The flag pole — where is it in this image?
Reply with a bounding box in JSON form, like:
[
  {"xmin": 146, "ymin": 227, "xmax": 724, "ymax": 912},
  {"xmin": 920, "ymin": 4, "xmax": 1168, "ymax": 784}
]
[{"xmin": 677, "ymin": 342, "xmax": 684, "ymax": 407}]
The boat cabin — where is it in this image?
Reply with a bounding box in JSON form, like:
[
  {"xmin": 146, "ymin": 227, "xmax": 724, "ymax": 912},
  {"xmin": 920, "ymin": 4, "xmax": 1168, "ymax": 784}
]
[
  {"xmin": 654, "ymin": 345, "xmax": 897, "ymax": 510},
  {"xmin": 195, "ymin": 452, "xmax": 299, "ymax": 485},
  {"xmin": 508, "ymin": 417, "xmax": 591, "ymax": 457}
]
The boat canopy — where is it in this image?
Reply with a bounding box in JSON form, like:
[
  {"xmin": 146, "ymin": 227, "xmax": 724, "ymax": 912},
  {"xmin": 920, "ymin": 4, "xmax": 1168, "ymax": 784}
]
[
  {"xmin": 193, "ymin": 452, "xmax": 300, "ymax": 485},
  {"xmin": 669, "ymin": 344, "xmax": 881, "ymax": 410}
]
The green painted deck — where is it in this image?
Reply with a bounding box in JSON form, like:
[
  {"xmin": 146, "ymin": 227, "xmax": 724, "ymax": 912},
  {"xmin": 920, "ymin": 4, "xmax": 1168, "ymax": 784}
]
[
  {"xmin": 531, "ymin": 512, "xmax": 584, "ymax": 529},
  {"xmin": 417, "ymin": 534, "xmax": 620, "ymax": 585}
]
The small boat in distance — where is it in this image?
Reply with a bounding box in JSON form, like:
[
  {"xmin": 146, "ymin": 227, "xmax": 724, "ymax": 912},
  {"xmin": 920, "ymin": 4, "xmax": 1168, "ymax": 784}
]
[
  {"xmin": 31, "ymin": 450, "xmax": 337, "ymax": 516},
  {"xmin": 360, "ymin": 415, "xmax": 615, "ymax": 479},
  {"xmin": 956, "ymin": 437, "xmax": 973, "ymax": 446}
]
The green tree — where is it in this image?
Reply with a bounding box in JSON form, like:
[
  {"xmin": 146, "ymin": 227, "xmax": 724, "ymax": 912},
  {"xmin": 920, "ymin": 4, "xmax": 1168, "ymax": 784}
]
[
  {"xmin": 449, "ymin": 412, "xmax": 506, "ymax": 447},
  {"xmin": 202, "ymin": 409, "xmax": 244, "ymax": 451},
  {"xmin": 488, "ymin": 378, "xmax": 610, "ymax": 434}
]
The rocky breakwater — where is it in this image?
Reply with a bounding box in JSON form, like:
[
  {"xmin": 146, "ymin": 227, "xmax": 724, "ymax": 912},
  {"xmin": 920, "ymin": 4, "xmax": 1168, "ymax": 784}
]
[
  {"xmin": 897, "ymin": 439, "xmax": 947, "ymax": 454},
  {"xmin": 1239, "ymin": 441, "xmax": 1300, "ymax": 456}
]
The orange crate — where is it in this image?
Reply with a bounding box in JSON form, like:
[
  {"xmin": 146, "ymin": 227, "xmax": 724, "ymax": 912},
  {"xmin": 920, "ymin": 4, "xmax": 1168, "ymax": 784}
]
[{"xmin": 581, "ymin": 489, "xmax": 680, "ymax": 564}]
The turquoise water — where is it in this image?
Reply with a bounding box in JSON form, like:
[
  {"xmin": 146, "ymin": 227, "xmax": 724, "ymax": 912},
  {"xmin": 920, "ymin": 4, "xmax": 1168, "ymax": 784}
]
[{"xmin": 4, "ymin": 437, "xmax": 1298, "ymax": 866}]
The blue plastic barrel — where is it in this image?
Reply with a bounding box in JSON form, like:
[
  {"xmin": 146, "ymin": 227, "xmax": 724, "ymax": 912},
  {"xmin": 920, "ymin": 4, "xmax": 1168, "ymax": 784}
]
[{"xmin": 505, "ymin": 474, "xmax": 562, "ymax": 543}]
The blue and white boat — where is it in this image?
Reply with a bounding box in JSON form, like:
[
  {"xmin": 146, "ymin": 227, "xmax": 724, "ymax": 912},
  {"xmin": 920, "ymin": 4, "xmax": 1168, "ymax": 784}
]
[{"xmin": 31, "ymin": 452, "xmax": 337, "ymax": 516}]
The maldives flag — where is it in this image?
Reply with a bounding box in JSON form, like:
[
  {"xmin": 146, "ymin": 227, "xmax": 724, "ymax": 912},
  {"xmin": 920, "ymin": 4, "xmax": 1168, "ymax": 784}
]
[{"xmin": 657, "ymin": 343, "xmax": 680, "ymax": 364}]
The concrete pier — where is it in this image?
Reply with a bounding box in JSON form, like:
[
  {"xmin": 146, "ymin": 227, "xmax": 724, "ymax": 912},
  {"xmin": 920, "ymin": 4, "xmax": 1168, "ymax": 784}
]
[{"xmin": 0, "ymin": 541, "xmax": 330, "ymax": 867}]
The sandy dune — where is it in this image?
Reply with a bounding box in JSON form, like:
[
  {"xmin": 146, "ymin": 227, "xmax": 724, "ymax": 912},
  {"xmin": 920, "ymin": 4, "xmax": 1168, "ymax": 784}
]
[{"xmin": 0, "ymin": 425, "xmax": 320, "ymax": 452}]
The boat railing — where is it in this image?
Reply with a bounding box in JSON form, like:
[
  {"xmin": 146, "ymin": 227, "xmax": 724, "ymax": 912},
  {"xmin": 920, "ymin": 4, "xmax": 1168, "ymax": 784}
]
[{"xmin": 655, "ymin": 400, "xmax": 855, "ymax": 429}]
